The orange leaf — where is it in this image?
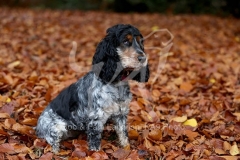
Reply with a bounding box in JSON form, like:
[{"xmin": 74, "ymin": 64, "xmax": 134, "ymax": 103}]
[
  {"xmin": 184, "ymin": 130, "xmax": 199, "ymax": 141},
  {"xmin": 148, "ymin": 129, "xmax": 162, "ymax": 141},
  {"xmin": 90, "ymin": 151, "xmax": 108, "ymax": 159},
  {"xmin": 128, "ymin": 130, "xmax": 139, "ymax": 140},
  {"xmin": 20, "ymin": 118, "xmax": 37, "ymax": 126},
  {"xmin": 0, "ymin": 113, "xmax": 10, "ymax": 119},
  {"xmin": 152, "ymin": 89, "xmax": 161, "ymax": 97},
  {"xmin": 12, "ymin": 123, "xmax": 36, "ymax": 137},
  {"xmin": 180, "ymin": 82, "xmax": 193, "ymax": 92}
]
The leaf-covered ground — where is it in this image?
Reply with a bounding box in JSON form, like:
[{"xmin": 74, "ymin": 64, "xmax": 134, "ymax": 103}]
[{"xmin": 0, "ymin": 7, "xmax": 240, "ymax": 160}]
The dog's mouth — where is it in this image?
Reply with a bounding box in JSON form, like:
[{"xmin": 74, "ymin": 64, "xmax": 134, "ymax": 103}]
[{"xmin": 121, "ymin": 68, "xmax": 134, "ymax": 81}]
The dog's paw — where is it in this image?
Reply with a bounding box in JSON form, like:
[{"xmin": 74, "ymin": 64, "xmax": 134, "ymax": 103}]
[
  {"xmin": 51, "ymin": 144, "xmax": 60, "ymax": 154},
  {"xmin": 88, "ymin": 144, "xmax": 101, "ymax": 151}
]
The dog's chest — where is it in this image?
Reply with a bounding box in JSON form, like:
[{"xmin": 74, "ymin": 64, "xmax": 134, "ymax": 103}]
[{"xmin": 98, "ymin": 83, "xmax": 132, "ymax": 116}]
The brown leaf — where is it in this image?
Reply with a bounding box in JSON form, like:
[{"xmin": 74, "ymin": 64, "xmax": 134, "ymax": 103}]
[
  {"xmin": 112, "ymin": 148, "xmax": 130, "ymax": 159},
  {"xmin": 128, "ymin": 130, "xmax": 139, "ymax": 140},
  {"xmin": 45, "ymin": 86, "xmax": 53, "ymax": 102},
  {"xmin": 71, "ymin": 147, "xmax": 87, "ymax": 158},
  {"xmin": 4, "ymin": 118, "xmax": 16, "ymax": 129},
  {"xmin": 0, "ymin": 143, "xmax": 15, "ymax": 154},
  {"xmin": 140, "ymin": 110, "xmax": 153, "ymax": 122},
  {"xmin": 0, "ymin": 101, "xmax": 16, "ymax": 115},
  {"xmin": 148, "ymin": 129, "xmax": 162, "ymax": 141},
  {"xmin": 152, "ymin": 89, "xmax": 161, "ymax": 97},
  {"xmin": 143, "ymin": 138, "xmax": 153, "ymax": 149},
  {"xmin": 90, "ymin": 151, "xmax": 108, "ymax": 159},
  {"xmin": 184, "ymin": 130, "xmax": 199, "ymax": 141},
  {"xmin": 12, "ymin": 123, "xmax": 35, "ymax": 137},
  {"xmin": 125, "ymin": 150, "xmax": 139, "ymax": 159},
  {"xmin": 0, "ymin": 113, "xmax": 10, "ymax": 119},
  {"xmin": 39, "ymin": 152, "xmax": 53, "ymax": 160},
  {"xmin": 223, "ymin": 141, "xmax": 231, "ymax": 151},
  {"xmin": 33, "ymin": 139, "xmax": 47, "ymax": 148},
  {"xmin": 20, "ymin": 118, "xmax": 37, "ymax": 126},
  {"xmin": 180, "ymin": 82, "xmax": 193, "ymax": 92},
  {"xmin": 220, "ymin": 156, "xmax": 239, "ymax": 160}
]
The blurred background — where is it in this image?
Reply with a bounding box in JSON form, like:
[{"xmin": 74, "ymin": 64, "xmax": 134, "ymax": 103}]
[{"xmin": 0, "ymin": 0, "xmax": 239, "ymax": 18}]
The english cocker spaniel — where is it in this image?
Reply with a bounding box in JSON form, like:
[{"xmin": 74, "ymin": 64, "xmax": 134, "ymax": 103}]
[{"xmin": 36, "ymin": 24, "xmax": 150, "ymax": 153}]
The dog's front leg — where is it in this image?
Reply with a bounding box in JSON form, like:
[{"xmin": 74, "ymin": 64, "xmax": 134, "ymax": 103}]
[
  {"xmin": 86, "ymin": 120, "xmax": 103, "ymax": 151},
  {"xmin": 113, "ymin": 114, "xmax": 130, "ymax": 148}
]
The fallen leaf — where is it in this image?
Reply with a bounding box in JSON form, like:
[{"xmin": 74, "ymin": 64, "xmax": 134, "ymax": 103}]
[
  {"xmin": 215, "ymin": 148, "xmax": 226, "ymax": 155},
  {"xmin": 0, "ymin": 143, "xmax": 15, "ymax": 154},
  {"xmin": 233, "ymin": 112, "xmax": 240, "ymax": 121},
  {"xmin": 230, "ymin": 142, "xmax": 240, "ymax": 156},
  {"xmin": 183, "ymin": 118, "xmax": 198, "ymax": 127},
  {"xmin": 223, "ymin": 141, "xmax": 231, "ymax": 151},
  {"xmin": 143, "ymin": 138, "xmax": 153, "ymax": 149},
  {"xmin": 184, "ymin": 130, "xmax": 199, "ymax": 141},
  {"xmin": 39, "ymin": 152, "xmax": 53, "ymax": 160},
  {"xmin": 7, "ymin": 61, "xmax": 21, "ymax": 69},
  {"xmin": 140, "ymin": 110, "xmax": 153, "ymax": 122},
  {"xmin": 180, "ymin": 82, "xmax": 193, "ymax": 92},
  {"xmin": 112, "ymin": 149, "xmax": 130, "ymax": 159},
  {"xmin": 148, "ymin": 129, "xmax": 162, "ymax": 141},
  {"xmin": 220, "ymin": 156, "xmax": 239, "ymax": 160},
  {"xmin": 71, "ymin": 147, "xmax": 87, "ymax": 158},
  {"xmin": 171, "ymin": 115, "xmax": 187, "ymax": 123},
  {"xmin": 90, "ymin": 151, "xmax": 108, "ymax": 159},
  {"xmin": 0, "ymin": 113, "xmax": 10, "ymax": 119},
  {"xmin": 128, "ymin": 130, "xmax": 139, "ymax": 140}
]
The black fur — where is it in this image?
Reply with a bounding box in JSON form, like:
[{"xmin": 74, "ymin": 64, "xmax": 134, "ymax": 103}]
[
  {"xmin": 36, "ymin": 24, "xmax": 150, "ymax": 153},
  {"xmin": 92, "ymin": 24, "xmax": 149, "ymax": 83}
]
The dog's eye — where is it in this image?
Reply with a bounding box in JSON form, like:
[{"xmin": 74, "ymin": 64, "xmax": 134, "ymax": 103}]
[{"xmin": 123, "ymin": 40, "xmax": 130, "ymax": 46}]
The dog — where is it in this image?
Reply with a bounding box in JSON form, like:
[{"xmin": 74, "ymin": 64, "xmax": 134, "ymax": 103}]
[{"xmin": 36, "ymin": 24, "xmax": 150, "ymax": 153}]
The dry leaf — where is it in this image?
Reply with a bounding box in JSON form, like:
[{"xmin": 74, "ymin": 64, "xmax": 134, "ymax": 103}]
[
  {"xmin": 128, "ymin": 130, "xmax": 139, "ymax": 140},
  {"xmin": 143, "ymin": 138, "xmax": 153, "ymax": 149},
  {"xmin": 140, "ymin": 110, "xmax": 153, "ymax": 122},
  {"xmin": 171, "ymin": 115, "xmax": 187, "ymax": 123},
  {"xmin": 112, "ymin": 149, "xmax": 130, "ymax": 159},
  {"xmin": 230, "ymin": 142, "xmax": 240, "ymax": 156},
  {"xmin": 0, "ymin": 113, "xmax": 10, "ymax": 119},
  {"xmin": 183, "ymin": 118, "xmax": 198, "ymax": 127},
  {"xmin": 148, "ymin": 129, "xmax": 162, "ymax": 141},
  {"xmin": 180, "ymin": 82, "xmax": 193, "ymax": 92},
  {"xmin": 220, "ymin": 156, "xmax": 239, "ymax": 160},
  {"xmin": 223, "ymin": 141, "xmax": 231, "ymax": 151},
  {"xmin": 39, "ymin": 152, "xmax": 53, "ymax": 160}
]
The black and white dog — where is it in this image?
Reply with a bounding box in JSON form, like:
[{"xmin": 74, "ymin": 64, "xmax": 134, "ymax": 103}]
[{"xmin": 36, "ymin": 24, "xmax": 149, "ymax": 153}]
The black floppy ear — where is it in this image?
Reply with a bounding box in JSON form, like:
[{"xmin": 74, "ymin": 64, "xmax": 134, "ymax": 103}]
[
  {"xmin": 131, "ymin": 64, "xmax": 150, "ymax": 82},
  {"xmin": 92, "ymin": 30, "xmax": 121, "ymax": 83}
]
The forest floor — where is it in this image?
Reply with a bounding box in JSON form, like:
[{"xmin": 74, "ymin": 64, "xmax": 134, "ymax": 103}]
[{"xmin": 0, "ymin": 7, "xmax": 240, "ymax": 160}]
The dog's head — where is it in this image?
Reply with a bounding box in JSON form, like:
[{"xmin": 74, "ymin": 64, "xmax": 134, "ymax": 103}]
[{"xmin": 92, "ymin": 24, "xmax": 149, "ymax": 83}]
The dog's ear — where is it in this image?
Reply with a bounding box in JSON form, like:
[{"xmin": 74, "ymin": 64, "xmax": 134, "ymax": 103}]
[
  {"xmin": 131, "ymin": 64, "xmax": 150, "ymax": 82},
  {"xmin": 92, "ymin": 30, "xmax": 121, "ymax": 83}
]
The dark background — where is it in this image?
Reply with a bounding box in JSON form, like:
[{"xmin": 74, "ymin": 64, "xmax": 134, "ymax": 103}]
[{"xmin": 0, "ymin": 0, "xmax": 239, "ymax": 18}]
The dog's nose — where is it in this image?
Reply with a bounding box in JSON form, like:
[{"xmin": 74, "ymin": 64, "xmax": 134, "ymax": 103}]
[{"xmin": 138, "ymin": 56, "xmax": 146, "ymax": 63}]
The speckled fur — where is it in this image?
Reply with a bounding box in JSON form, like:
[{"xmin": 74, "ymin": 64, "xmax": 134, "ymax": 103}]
[{"xmin": 36, "ymin": 24, "xmax": 149, "ymax": 152}]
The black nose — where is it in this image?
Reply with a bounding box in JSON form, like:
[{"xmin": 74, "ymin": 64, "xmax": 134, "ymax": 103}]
[{"xmin": 138, "ymin": 56, "xmax": 146, "ymax": 63}]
